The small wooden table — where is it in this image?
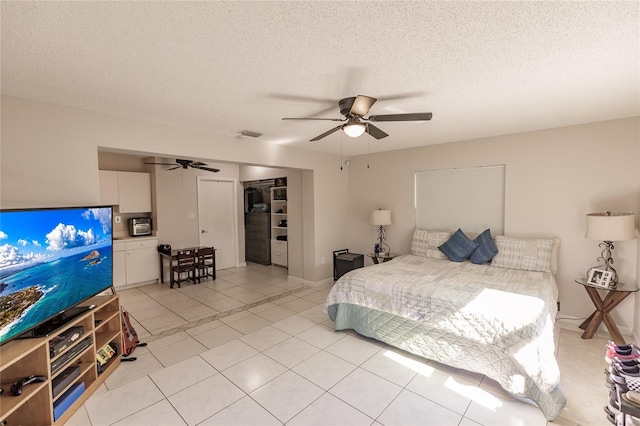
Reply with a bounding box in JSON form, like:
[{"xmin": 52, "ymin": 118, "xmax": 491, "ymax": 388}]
[
  {"xmin": 574, "ymin": 278, "xmax": 638, "ymax": 344},
  {"xmin": 368, "ymin": 253, "xmax": 396, "ymax": 264},
  {"xmin": 159, "ymin": 246, "xmax": 216, "ymax": 288}
]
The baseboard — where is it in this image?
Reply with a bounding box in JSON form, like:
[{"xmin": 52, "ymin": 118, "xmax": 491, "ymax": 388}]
[
  {"xmin": 116, "ymin": 279, "xmax": 160, "ymax": 291},
  {"xmin": 556, "ymin": 315, "xmax": 634, "ymax": 341},
  {"xmin": 287, "ymin": 276, "xmax": 334, "ymax": 287},
  {"xmin": 285, "ymin": 276, "xmax": 306, "ymax": 286}
]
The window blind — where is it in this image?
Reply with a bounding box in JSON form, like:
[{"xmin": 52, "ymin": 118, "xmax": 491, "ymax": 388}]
[{"xmin": 415, "ymin": 165, "xmax": 505, "ymax": 235}]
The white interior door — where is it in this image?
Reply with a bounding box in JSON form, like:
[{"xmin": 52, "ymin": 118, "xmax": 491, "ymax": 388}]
[{"xmin": 197, "ymin": 178, "xmax": 237, "ymax": 270}]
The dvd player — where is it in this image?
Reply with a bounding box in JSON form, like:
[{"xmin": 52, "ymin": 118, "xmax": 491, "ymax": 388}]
[
  {"xmin": 51, "ymin": 336, "xmax": 93, "ymax": 375},
  {"xmin": 52, "ymin": 366, "xmax": 81, "ymax": 398},
  {"xmin": 50, "ymin": 326, "xmax": 85, "ymax": 357}
]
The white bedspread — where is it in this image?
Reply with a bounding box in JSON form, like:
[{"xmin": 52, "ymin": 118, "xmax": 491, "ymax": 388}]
[{"xmin": 325, "ymin": 254, "xmax": 564, "ymax": 418}]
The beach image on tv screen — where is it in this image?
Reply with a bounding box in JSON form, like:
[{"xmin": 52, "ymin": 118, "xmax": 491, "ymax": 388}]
[{"xmin": 0, "ymin": 206, "xmax": 113, "ymax": 344}]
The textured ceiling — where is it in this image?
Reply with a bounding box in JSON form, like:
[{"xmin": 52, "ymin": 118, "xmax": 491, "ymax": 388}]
[{"xmin": 1, "ymin": 1, "xmax": 638, "ymax": 157}]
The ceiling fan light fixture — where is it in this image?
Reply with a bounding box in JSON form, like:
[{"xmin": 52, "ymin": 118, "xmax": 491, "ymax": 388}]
[{"xmin": 343, "ymin": 122, "xmax": 366, "ymax": 138}]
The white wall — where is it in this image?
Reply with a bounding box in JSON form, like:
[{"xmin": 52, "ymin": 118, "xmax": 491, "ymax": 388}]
[
  {"xmin": 99, "ymin": 151, "xmax": 243, "ymax": 249},
  {"xmin": 346, "ymin": 117, "xmax": 640, "ymax": 334},
  {"xmin": 636, "ymin": 184, "xmax": 640, "ymax": 341},
  {"xmin": 3, "ymin": 95, "xmax": 637, "ymax": 329},
  {"xmin": 0, "ymin": 95, "xmax": 349, "ymax": 283},
  {"xmin": 152, "ymin": 160, "xmax": 241, "ymax": 247}
]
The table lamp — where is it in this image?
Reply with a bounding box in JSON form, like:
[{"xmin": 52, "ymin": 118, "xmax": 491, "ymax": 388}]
[
  {"xmin": 585, "ymin": 211, "xmax": 637, "ymax": 286},
  {"xmin": 370, "ymin": 209, "xmax": 392, "ymax": 254}
]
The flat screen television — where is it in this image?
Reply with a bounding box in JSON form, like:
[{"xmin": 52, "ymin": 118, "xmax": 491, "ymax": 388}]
[{"xmin": 0, "ymin": 206, "xmax": 113, "ymax": 345}]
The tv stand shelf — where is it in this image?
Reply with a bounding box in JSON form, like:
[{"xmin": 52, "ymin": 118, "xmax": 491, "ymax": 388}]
[{"xmin": 0, "ymin": 294, "xmax": 122, "ymax": 425}]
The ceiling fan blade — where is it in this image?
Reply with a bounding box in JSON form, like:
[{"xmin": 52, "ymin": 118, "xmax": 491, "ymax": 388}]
[
  {"xmin": 350, "ymin": 95, "xmax": 377, "ymax": 116},
  {"xmin": 308, "ymin": 105, "xmax": 340, "ymax": 118},
  {"xmin": 283, "ymin": 117, "xmax": 344, "ymax": 121},
  {"xmin": 366, "ymin": 123, "xmax": 389, "ymax": 140},
  {"xmin": 144, "ymin": 162, "xmax": 177, "ymax": 166},
  {"xmin": 266, "ymin": 93, "xmax": 336, "ymax": 104},
  {"xmin": 167, "ymin": 166, "xmax": 182, "ymax": 170},
  {"xmin": 191, "ymin": 165, "xmax": 220, "ymax": 173},
  {"xmin": 376, "ymin": 91, "xmax": 426, "ymax": 102},
  {"xmin": 191, "ymin": 161, "xmax": 208, "ymax": 166},
  {"xmin": 310, "ymin": 125, "xmax": 343, "ymax": 141},
  {"xmin": 368, "ymin": 112, "xmax": 433, "ymax": 122}
]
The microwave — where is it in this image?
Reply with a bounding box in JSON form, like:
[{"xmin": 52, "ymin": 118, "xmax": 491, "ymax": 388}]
[{"xmin": 128, "ymin": 218, "xmax": 152, "ymax": 237}]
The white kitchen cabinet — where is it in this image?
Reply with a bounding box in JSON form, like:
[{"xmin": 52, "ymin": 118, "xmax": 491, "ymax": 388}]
[
  {"xmin": 118, "ymin": 172, "xmax": 152, "ymax": 213},
  {"xmin": 112, "ymin": 241, "xmax": 126, "ymax": 288},
  {"xmin": 124, "ymin": 238, "xmax": 159, "ymax": 285},
  {"xmin": 99, "ymin": 170, "xmax": 119, "ymax": 205},
  {"xmin": 99, "ymin": 171, "xmax": 151, "ymax": 212},
  {"xmin": 112, "ymin": 238, "xmax": 158, "ymax": 288}
]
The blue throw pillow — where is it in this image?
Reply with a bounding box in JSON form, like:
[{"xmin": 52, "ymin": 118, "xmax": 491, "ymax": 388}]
[
  {"xmin": 439, "ymin": 229, "xmax": 479, "ymax": 262},
  {"xmin": 469, "ymin": 229, "xmax": 499, "ymax": 264}
]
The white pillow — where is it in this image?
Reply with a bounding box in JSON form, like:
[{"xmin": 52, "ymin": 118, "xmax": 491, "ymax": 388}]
[
  {"xmin": 491, "ymin": 235, "xmax": 556, "ymax": 273},
  {"xmin": 411, "ymin": 229, "xmax": 452, "ymax": 260}
]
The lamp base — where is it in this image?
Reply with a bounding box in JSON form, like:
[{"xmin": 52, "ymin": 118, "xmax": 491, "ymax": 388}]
[
  {"xmin": 376, "ymin": 225, "xmax": 390, "ymax": 255},
  {"xmin": 587, "ymin": 240, "xmax": 619, "ymax": 288}
]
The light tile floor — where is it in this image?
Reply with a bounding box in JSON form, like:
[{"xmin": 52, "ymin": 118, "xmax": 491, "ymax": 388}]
[{"xmin": 67, "ymin": 263, "xmax": 611, "ymax": 425}]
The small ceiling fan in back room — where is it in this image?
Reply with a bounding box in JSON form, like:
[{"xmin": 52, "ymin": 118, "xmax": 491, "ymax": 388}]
[
  {"xmin": 282, "ymin": 95, "xmax": 433, "ymax": 141},
  {"xmin": 144, "ymin": 159, "xmax": 219, "ymax": 173}
]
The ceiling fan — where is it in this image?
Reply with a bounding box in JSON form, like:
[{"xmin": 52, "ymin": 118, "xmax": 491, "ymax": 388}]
[
  {"xmin": 282, "ymin": 95, "xmax": 432, "ymax": 141},
  {"xmin": 144, "ymin": 159, "xmax": 219, "ymax": 173}
]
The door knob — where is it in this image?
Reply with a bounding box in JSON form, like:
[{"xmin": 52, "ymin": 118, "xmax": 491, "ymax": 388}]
[{"xmin": 201, "ymin": 230, "xmax": 208, "ymax": 234}]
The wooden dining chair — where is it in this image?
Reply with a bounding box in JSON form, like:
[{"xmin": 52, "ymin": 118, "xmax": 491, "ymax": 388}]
[
  {"xmin": 195, "ymin": 247, "xmax": 216, "ymax": 282},
  {"xmin": 172, "ymin": 249, "xmax": 196, "ymax": 288}
]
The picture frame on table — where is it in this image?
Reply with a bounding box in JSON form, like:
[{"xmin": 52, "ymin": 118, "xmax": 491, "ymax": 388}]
[{"xmin": 587, "ymin": 268, "xmax": 612, "ymax": 288}]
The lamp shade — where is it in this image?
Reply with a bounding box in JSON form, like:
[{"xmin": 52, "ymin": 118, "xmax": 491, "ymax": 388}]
[
  {"xmin": 343, "ymin": 123, "xmax": 366, "ymax": 138},
  {"xmin": 585, "ymin": 212, "xmax": 637, "ymax": 241},
  {"xmin": 370, "ymin": 209, "xmax": 392, "ymax": 226}
]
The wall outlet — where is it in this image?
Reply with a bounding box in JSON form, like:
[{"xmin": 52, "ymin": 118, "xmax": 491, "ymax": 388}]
[
  {"xmin": 188, "ymin": 212, "xmax": 195, "ymax": 220},
  {"xmin": 114, "ymin": 216, "xmax": 121, "ymax": 224},
  {"xmin": 321, "ymin": 256, "xmax": 325, "ymax": 264}
]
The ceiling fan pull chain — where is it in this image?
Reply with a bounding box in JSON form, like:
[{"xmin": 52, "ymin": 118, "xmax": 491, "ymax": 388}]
[{"xmin": 340, "ymin": 133, "xmax": 344, "ymax": 171}]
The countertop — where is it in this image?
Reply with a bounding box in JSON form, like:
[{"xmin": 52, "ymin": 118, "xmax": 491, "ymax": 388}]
[{"xmin": 112, "ymin": 235, "xmax": 158, "ymax": 242}]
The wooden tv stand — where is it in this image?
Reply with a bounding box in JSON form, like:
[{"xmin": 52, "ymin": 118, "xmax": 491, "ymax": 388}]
[{"xmin": 0, "ymin": 294, "xmax": 121, "ymax": 425}]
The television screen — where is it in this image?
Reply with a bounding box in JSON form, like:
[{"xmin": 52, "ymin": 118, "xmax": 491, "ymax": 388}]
[{"xmin": 0, "ymin": 206, "xmax": 113, "ymax": 345}]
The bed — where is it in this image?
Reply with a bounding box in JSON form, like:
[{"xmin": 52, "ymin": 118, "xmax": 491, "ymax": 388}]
[{"xmin": 325, "ymin": 229, "xmax": 566, "ymax": 421}]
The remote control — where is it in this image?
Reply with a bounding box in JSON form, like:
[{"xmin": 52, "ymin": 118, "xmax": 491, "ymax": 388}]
[{"xmin": 10, "ymin": 375, "xmax": 47, "ymax": 396}]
